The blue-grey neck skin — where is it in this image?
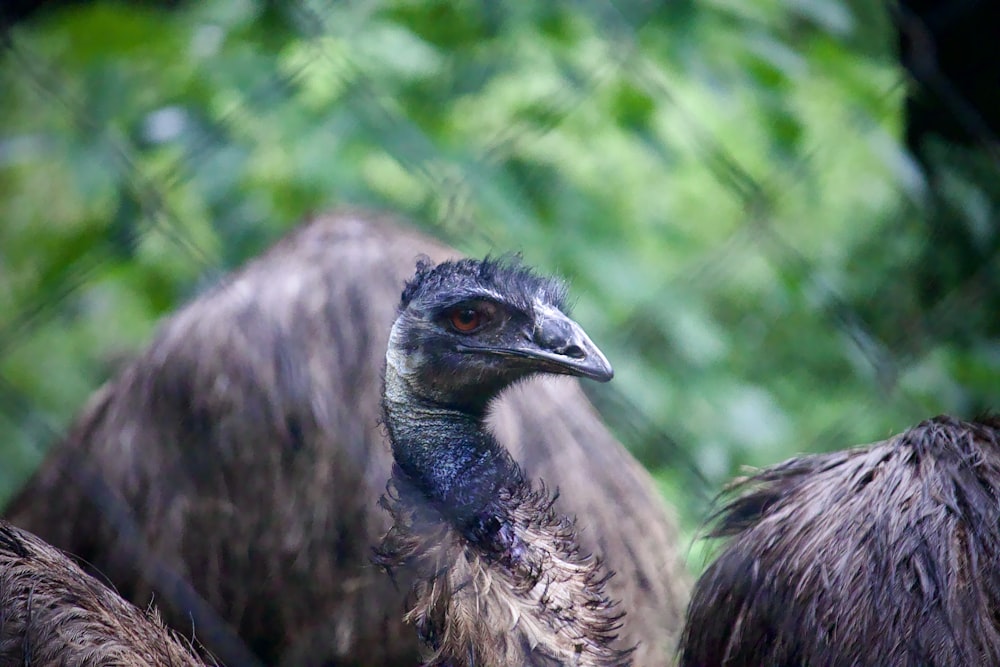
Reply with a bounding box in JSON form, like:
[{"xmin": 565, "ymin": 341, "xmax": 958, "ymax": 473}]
[{"xmin": 382, "ymin": 351, "xmax": 522, "ymax": 537}]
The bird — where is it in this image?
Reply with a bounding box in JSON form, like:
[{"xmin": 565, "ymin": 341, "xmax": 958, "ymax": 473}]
[
  {"xmin": 4, "ymin": 210, "xmax": 688, "ymax": 666},
  {"xmin": 0, "ymin": 519, "xmax": 206, "ymax": 667},
  {"xmin": 679, "ymin": 414, "xmax": 1000, "ymax": 667},
  {"xmin": 373, "ymin": 255, "xmax": 633, "ymax": 667}
]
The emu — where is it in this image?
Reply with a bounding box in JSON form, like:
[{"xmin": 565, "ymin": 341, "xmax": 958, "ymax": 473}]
[
  {"xmin": 375, "ymin": 257, "xmax": 630, "ymax": 666},
  {"xmin": 680, "ymin": 414, "xmax": 1000, "ymax": 667},
  {"xmin": 0, "ymin": 520, "xmax": 206, "ymax": 667},
  {"xmin": 5, "ymin": 210, "xmax": 688, "ymax": 666}
]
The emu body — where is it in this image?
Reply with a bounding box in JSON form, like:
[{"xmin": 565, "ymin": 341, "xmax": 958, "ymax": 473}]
[
  {"xmin": 681, "ymin": 415, "xmax": 1000, "ymax": 667},
  {"xmin": 375, "ymin": 258, "xmax": 629, "ymax": 666},
  {"xmin": 5, "ymin": 210, "xmax": 688, "ymax": 666},
  {"xmin": 0, "ymin": 520, "xmax": 205, "ymax": 667}
]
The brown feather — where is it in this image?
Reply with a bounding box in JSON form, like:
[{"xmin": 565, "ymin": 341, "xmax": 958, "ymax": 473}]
[
  {"xmin": 681, "ymin": 414, "xmax": 1000, "ymax": 667},
  {"xmin": 376, "ymin": 467, "xmax": 633, "ymax": 666},
  {"xmin": 0, "ymin": 520, "xmax": 207, "ymax": 667}
]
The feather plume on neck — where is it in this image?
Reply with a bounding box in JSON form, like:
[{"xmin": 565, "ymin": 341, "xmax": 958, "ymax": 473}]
[{"xmin": 375, "ymin": 460, "xmax": 632, "ymax": 667}]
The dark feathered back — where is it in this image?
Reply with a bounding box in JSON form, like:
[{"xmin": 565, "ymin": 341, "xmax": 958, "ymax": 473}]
[
  {"xmin": 681, "ymin": 415, "xmax": 1000, "ymax": 667},
  {"xmin": 5, "ymin": 210, "xmax": 689, "ymax": 666},
  {"xmin": 0, "ymin": 520, "xmax": 206, "ymax": 667}
]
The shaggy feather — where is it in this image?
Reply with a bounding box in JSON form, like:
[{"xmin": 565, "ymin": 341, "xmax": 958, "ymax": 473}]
[
  {"xmin": 680, "ymin": 414, "xmax": 1000, "ymax": 667},
  {"xmin": 0, "ymin": 520, "xmax": 207, "ymax": 667},
  {"xmin": 376, "ymin": 467, "xmax": 631, "ymax": 666}
]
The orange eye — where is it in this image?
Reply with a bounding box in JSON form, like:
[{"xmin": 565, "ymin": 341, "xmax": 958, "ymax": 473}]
[{"xmin": 449, "ymin": 307, "xmax": 483, "ymax": 333}]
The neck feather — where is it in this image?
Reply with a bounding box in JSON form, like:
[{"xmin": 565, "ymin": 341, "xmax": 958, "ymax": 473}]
[{"xmin": 374, "ymin": 452, "xmax": 633, "ymax": 666}]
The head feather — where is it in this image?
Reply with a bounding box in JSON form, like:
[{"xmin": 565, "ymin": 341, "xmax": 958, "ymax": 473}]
[{"xmin": 400, "ymin": 255, "xmax": 569, "ymax": 315}]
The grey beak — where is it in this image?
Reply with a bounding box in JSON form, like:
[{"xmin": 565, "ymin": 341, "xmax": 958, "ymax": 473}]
[{"xmin": 526, "ymin": 308, "xmax": 614, "ymax": 382}]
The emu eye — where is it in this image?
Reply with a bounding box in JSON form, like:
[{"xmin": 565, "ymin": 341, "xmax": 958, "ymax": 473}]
[{"xmin": 448, "ymin": 306, "xmax": 486, "ymax": 333}]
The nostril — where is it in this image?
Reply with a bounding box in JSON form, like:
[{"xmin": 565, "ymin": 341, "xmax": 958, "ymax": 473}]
[{"xmin": 561, "ymin": 344, "xmax": 585, "ymax": 359}]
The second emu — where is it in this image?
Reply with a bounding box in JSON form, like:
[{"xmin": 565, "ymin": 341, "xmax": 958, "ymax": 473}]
[
  {"xmin": 681, "ymin": 415, "xmax": 1000, "ymax": 667},
  {"xmin": 5, "ymin": 210, "xmax": 688, "ymax": 666}
]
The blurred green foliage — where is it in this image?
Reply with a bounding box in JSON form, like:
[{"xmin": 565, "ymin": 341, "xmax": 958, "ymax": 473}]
[{"xmin": 2, "ymin": 0, "xmax": 998, "ymax": 551}]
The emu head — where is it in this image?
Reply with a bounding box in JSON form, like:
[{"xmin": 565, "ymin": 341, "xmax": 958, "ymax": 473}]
[{"xmin": 385, "ymin": 256, "xmax": 613, "ymax": 415}]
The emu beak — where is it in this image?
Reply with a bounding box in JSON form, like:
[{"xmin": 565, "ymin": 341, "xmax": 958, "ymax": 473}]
[
  {"xmin": 520, "ymin": 306, "xmax": 615, "ymax": 382},
  {"xmin": 455, "ymin": 305, "xmax": 614, "ymax": 382}
]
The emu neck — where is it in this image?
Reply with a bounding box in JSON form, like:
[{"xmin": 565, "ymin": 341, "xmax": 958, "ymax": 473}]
[{"xmin": 383, "ymin": 361, "xmax": 521, "ymax": 537}]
